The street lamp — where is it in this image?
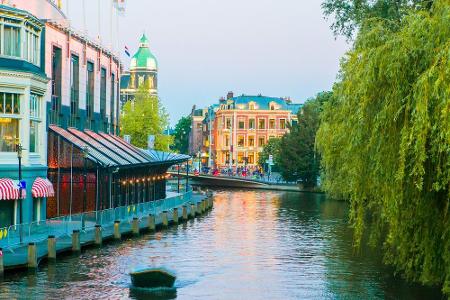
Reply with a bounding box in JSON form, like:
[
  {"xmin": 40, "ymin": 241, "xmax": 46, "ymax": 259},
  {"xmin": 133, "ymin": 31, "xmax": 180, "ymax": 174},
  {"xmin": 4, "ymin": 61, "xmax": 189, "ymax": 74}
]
[
  {"xmin": 243, "ymin": 157, "xmax": 248, "ymax": 177},
  {"xmin": 82, "ymin": 146, "xmax": 89, "ymax": 230},
  {"xmin": 16, "ymin": 144, "xmax": 23, "ymax": 243}
]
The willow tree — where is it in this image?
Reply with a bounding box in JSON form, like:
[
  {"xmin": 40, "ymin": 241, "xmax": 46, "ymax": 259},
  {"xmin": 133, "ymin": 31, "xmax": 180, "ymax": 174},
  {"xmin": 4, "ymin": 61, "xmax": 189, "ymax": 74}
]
[
  {"xmin": 316, "ymin": 1, "xmax": 450, "ymax": 293},
  {"xmin": 121, "ymin": 85, "xmax": 173, "ymax": 151}
]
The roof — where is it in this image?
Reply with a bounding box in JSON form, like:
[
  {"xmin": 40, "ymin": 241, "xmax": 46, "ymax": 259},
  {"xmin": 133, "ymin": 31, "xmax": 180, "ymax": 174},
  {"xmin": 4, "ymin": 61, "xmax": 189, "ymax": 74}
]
[
  {"xmin": 230, "ymin": 95, "xmax": 302, "ymax": 113},
  {"xmin": 130, "ymin": 34, "xmax": 158, "ymax": 70},
  {"xmin": 0, "ymin": 57, "xmax": 47, "ymax": 78},
  {"xmin": 0, "ymin": 4, "xmax": 45, "ymax": 26},
  {"xmin": 49, "ymin": 125, "xmax": 189, "ymax": 169}
]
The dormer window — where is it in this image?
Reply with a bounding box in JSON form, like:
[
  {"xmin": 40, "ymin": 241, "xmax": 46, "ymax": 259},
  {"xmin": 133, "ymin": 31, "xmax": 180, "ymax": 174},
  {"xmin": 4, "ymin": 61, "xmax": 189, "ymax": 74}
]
[{"xmin": 249, "ymin": 101, "xmax": 256, "ymax": 110}]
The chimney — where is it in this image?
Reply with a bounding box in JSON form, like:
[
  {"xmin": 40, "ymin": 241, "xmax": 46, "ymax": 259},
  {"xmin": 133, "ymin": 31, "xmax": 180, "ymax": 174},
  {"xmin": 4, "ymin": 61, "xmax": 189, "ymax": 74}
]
[{"xmin": 227, "ymin": 91, "xmax": 234, "ymax": 99}]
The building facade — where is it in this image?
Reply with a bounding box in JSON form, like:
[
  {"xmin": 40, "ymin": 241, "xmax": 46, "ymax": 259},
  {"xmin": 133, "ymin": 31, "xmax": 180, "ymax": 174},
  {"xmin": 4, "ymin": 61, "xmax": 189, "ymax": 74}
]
[
  {"xmin": 120, "ymin": 34, "xmax": 157, "ymax": 105},
  {"xmin": 191, "ymin": 92, "xmax": 302, "ymax": 170},
  {"xmin": 0, "ymin": 4, "xmax": 49, "ymax": 227}
]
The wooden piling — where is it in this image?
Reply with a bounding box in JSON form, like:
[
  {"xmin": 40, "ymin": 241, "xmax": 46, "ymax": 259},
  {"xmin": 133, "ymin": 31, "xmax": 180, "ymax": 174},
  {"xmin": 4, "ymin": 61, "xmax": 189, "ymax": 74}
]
[
  {"xmin": 148, "ymin": 214, "xmax": 155, "ymax": 231},
  {"xmin": 72, "ymin": 230, "xmax": 80, "ymax": 252},
  {"xmin": 161, "ymin": 211, "xmax": 168, "ymax": 227},
  {"xmin": 95, "ymin": 225, "xmax": 102, "ymax": 246},
  {"xmin": 132, "ymin": 218, "xmax": 140, "ymax": 236},
  {"xmin": 173, "ymin": 208, "xmax": 179, "ymax": 224},
  {"xmin": 0, "ymin": 248, "xmax": 4, "ymax": 276},
  {"xmin": 48, "ymin": 235, "xmax": 56, "ymax": 260},
  {"xmin": 182, "ymin": 206, "xmax": 188, "ymax": 221},
  {"xmin": 27, "ymin": 242, "xmax": 38, "ymax": 269},
  {"xmin": 114, "ymin": 221, "xmax": 121, "ymax": 240},
  {"xmin": 190, "ymin": 203, "xmax": 196, "ymax": 218}
]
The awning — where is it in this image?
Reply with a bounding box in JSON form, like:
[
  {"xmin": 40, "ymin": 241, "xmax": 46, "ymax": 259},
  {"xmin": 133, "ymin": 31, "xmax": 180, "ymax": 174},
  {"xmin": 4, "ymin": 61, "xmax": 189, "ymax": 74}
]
[
  {"xmin": 0, "ymin": 178, "xmax": 26, "ymax": 200},
  {"xmin": 48, "ymin": 125, "xmax": 190, "ymax": 169},
  {"xmin": 32, "ymin": 177, "xmax": 55, "ymax": 198}
]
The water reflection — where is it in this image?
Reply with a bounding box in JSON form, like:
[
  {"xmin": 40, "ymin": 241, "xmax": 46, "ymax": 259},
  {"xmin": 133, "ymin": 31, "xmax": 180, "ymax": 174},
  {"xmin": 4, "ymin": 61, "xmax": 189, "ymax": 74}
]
[{"xmin": 0, "ymin": 190, "xmax": 442, "ymax": 299}]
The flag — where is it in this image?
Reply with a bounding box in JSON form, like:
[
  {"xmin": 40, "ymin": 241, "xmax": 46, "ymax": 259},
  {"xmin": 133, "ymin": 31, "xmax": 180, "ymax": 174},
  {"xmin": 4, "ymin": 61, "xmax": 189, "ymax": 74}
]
[
  {"xmin": 125, "ymin": 45, "xmax": 130, "ymax": 57},
  {"xmin": 113, "ymin": 0, "xmax": 126, "ymax": 15}
]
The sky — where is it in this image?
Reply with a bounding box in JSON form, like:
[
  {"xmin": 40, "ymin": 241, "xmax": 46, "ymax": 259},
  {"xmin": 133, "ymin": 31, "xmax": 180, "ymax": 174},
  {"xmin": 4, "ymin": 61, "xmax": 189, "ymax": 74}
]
[{"xmin": 64, "ymin": 0, "xmax": 349, "ymax": 125}]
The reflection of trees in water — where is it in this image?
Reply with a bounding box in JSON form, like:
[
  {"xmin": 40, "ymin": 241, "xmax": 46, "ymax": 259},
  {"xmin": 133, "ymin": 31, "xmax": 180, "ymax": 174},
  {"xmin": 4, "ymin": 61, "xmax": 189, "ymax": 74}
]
[{"xmin": 317, "ymin": 196, "xmax": 442, "ymax": 299}]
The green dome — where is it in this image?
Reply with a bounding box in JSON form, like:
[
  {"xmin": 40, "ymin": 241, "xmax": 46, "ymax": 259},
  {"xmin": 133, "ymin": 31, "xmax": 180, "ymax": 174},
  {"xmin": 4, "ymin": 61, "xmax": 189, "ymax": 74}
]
[{"xmin": 130, "ymin": 34, "xmax": 158, "ymax": 70}]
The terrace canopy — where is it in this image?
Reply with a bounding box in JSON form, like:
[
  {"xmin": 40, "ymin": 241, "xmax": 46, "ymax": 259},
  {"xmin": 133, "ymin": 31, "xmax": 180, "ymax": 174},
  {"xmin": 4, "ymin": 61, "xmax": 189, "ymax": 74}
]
[{"xmin": 46, "ymin": 125, "xmax": 189, "ymax": 218}]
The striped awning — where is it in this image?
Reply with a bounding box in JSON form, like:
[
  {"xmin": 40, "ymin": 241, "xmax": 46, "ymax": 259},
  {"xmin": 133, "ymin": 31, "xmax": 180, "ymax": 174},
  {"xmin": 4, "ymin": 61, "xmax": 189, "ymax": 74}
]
[
  {"xmin": 0, "ymin": 178, "xmax": 26, "ymax": 200},
  {"xmin": 32, "ymin": 177, "xmax": 55, "ymax": 198}
]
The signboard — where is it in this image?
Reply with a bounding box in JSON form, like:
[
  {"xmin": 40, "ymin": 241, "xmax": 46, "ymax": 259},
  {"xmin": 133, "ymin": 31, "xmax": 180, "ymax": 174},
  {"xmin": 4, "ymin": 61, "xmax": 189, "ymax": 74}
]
[
  {"xmin": 147, "ymin": 135, "xmax": 155, "ymax": 150},
  {"xmin": 124, "ymin": 135, "xmax": 131, "ymax": 144},
  {"xmin": 19, "ymin": 180, "xmax": 26, "ymax": 189}
]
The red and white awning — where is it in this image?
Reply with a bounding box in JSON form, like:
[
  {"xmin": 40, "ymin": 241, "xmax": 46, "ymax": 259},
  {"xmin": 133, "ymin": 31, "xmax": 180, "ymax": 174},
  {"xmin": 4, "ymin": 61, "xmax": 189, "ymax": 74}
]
[
  {"xmin": 32, "ymin": 177, "xmax": 55, "ymax": 198},
  {"xmin": 0, "ymin": 178, "xmax": 26, "ymax": 200}
]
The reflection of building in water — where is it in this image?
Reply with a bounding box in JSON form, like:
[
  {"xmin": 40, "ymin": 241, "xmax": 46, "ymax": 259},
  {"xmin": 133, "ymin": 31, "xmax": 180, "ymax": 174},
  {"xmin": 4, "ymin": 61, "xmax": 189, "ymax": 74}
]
[{"xmin": 120, "ymin": 34, "xmax": 158, "ymax": 106}]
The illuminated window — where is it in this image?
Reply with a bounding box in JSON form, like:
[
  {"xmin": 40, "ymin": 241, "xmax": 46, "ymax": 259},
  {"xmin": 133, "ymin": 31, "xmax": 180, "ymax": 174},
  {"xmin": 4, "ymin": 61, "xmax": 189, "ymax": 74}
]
[
  {"xmin": 249, "ymin": 118, "xmax": 255, "ymax": 129},
  {"xmin": 226, "ymin": 118, "xmax": 231, "ymax": 129},
  {"xmin": 248, "ymin": 136, "xmax": 255, "ymax": 146},
  {"xmin": 280, "ymin": 119, "xmax": 286, "ymax": 129},
  {"xmin": 248, "ymin": 153, "xmax": 255, "ymax": 164},
  {"xmin": 269, "ymin": 119, "xmax": 275, "ymax": 129},
  {"xmin": 224, "ymin": 135, "xmax": 229, "ymax": 147},
  {"xmin": 258, "ymin": 118, "xmax": 265, "ymax": 129},
  {"xmin": 249, "ymin": 103, "xmax": 255, "ymax": 110},
  {"xmin": 237, "ymin": 135, "xmax": 245, "ymax": 147},
  {"xmin": 237, "ymin": 152, "xmax": 244, "ymax": 164},
  {"xmin": 258, "ymin": 136, "xmax": 265, "ymax": 147},
  {"xmin": 0, "ymin": 92, "xmax": 21, "ymax": 152}
]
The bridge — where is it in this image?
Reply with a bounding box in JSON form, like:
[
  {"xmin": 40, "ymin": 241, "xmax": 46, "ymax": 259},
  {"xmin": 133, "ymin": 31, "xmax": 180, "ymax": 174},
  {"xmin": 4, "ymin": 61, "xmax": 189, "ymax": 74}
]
[{"xmin": 168, "ymin": 171, "xmax": 305, "ymax": 192}]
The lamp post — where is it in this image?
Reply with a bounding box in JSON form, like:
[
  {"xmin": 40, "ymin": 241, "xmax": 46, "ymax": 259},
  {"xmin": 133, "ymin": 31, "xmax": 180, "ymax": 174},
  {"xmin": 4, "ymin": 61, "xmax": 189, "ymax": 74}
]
[
  {"xmin": 16, "ymin": 144, "xmax": 23, "ymax": 243},
  {"xmin": 82, "ymin": 146, "xmax": 89, "ymax": 230},
  {"xmin": 243, "ymin": 157, "xmax": 248, "ymax": 177}
]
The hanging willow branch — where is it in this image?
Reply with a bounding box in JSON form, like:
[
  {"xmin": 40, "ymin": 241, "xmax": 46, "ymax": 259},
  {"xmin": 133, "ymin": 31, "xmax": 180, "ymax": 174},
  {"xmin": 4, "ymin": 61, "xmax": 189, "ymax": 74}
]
[{"xmin": 317, "ymin": 0, "xmax": 450, "ymax": 294}]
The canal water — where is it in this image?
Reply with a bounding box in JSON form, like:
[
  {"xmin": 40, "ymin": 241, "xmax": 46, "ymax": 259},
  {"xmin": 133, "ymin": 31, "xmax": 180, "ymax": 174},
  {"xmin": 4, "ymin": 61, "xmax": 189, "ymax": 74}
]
[{"xmin": 0, "ymin": 190, "xmax": 442, "ymax": 299}]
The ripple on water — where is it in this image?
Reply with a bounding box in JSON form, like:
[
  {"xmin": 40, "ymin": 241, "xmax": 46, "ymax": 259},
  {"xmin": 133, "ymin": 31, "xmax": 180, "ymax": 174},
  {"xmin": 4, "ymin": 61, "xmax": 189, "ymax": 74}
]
[{"xmin": 0, "ymin": 190, "xmax": 443, "ymax": 300}]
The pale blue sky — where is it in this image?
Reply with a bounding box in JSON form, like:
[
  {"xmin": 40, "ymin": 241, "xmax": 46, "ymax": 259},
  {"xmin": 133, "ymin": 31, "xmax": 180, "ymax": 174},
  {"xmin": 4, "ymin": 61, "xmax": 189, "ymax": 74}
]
[{"xmin": 65, "ymin": 0, "xmax": 349, "ymax": 125}]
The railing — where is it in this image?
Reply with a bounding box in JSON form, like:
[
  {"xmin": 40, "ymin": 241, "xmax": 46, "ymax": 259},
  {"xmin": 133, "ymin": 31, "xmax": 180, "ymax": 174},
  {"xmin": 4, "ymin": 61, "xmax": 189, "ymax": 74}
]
[{"xmin": 0, "ymin": 191, "xmax": 193, "ymax": 249}]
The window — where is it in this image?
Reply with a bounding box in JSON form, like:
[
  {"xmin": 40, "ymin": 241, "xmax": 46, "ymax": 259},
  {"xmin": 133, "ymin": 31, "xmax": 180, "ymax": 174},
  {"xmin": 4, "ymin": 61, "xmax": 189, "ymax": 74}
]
[
  {"xmin": 29, "ymin": 120, "xmax": 38, "ymax": 153},
  {"xmin": 224, "ymin": 135, "xmax": 229, "ymax": 147},
  {"xmin": 280, "ymin": 119, "xmax": 286, "ymax": 129},
  {"xmin": 258, "ymin": 118, "xmax": 265, "ymax": 129},
  {"xmin": 249, "ymin": 102, "xmax": 255, "ymax": 110},
  {"xmin": 248, "ymin": 136, "xmax": 255, "ymax": 147},
  {"xmin": 0, "ymin": 92, "xmax": 20, "ymax": 152},
  {"xmin": 269, "ymin": 119, "xmax": 275, "ymax": 129},
  {"xmin": 100, "ymin": 67, "xmax": 107, "ymax": 119},
  {"xmin": 238, "ymin": 120, "xmax": 245, "ymax": 129},
  {"xmin": 237, "ymin": 135, "xmax": 245, "ymax": 147},
  {"xmin": 249, "ymin": 118, "xmax": 255, "ymax": 129},
  {"xmin": 226, "ymin": 118, "xmax": 231, "ymax": 129},
  {"xmin": 51, "ymin": 46, "xmax": 62, "ymax": 111},
  {"xmin": 237, "ymin": 152, "xmax": 244, "ymax": 164},
  {"xmin": 3, "ymin": 25, "xmax": 21, "ymax": 57},
  {"xmin": 248, "ymin": 153, "xmax": 255, "ymax": 164},
  {"xmin": 70, "ymin": 55, "xmax": 80, "ymax": 121},
  {"xmin": 258, "ymin": 136, "xmax": 265, "ymax": 147},
  {"xmin": 269, "ymin": 135, "xmax": 276, "ymax": 140},
  {"xmin": 29, "ymin": 94, "xmax": 41, "ymax": 153},
  {"xmin": 25, "ymin": 28, "xmax": 39, "ymax": 65},
  {"xmin": 86, "ymin": 62, "xmax": 95, "ymax": 121},
  {"xmin": 110, "ymin": 73, "xmax": 115, "ymax": 131},
  {"xmin": 270, "ymin": 105, "xmax": 275, "ymax": 110}
]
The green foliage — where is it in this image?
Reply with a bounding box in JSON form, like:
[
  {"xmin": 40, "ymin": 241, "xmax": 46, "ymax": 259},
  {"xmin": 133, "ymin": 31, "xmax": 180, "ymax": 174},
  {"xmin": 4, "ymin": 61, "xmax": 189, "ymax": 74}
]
[
  {"xmin": 322, "ymin": 0, "xmax": 434, "ymax": 39},
  {"xmin": 277, "ymin": 92, "xmax": 331, "ymax": 186},
  {"xmin": 317, "ymin": 0, "xmax": 450, "ymax": 293},
  {"xmin": 172, "ymin": 116, "xmax": 192, "ymax": 154},
  {"xmin": 120, "ymin": 86, "xmax": 173, "ymax": 151},
  {"xmin": 258, "ymin": 137, "xmax": 281, "ymax": 170}
]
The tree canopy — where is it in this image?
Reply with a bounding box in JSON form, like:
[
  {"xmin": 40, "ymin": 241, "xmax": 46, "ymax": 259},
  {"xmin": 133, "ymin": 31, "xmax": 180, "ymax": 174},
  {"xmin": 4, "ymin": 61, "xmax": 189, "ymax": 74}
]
[
  {"xmin": 322, "ymin": 0, "xmax": 434, "ymax": 39},
  {"xmin": 258, "ymin": 137, "xmax": 281, "ymax": 172},
  {"xmin": 120, "ymin": 86, "xmax": 173, "ymax": 151},
  {"xmin": 277, "ymin": 92, "xmax": 331, "ymax": 186},
  {"xmin": 317, "ymin": 0, "xmax": 450, "ymax": 293},
  {"xmin": 171, "ymin": 116, "xmax": 191, "ymax": 154}
]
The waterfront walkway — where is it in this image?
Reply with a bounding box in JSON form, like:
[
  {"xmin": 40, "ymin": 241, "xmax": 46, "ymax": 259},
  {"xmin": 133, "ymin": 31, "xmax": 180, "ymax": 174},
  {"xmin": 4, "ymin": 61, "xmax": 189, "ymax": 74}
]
[{"xmin": 0, "ymin": 191, "xmax": 207, "ymax": 270}]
